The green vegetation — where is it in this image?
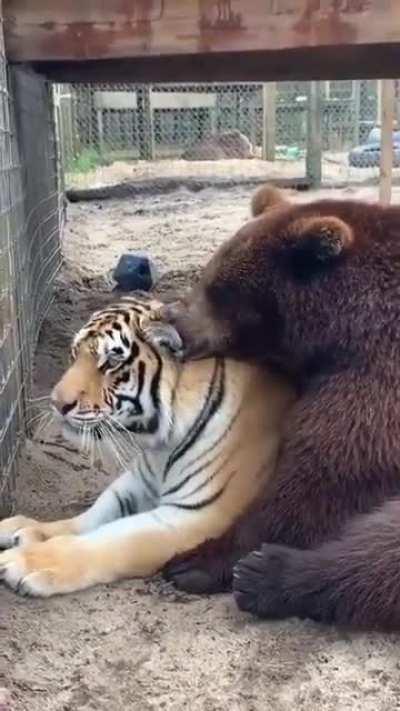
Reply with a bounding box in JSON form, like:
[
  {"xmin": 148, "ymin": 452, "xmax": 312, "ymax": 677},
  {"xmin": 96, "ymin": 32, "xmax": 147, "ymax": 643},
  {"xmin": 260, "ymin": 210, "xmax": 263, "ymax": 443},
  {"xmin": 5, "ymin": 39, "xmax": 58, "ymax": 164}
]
[{"xmin": 66, "ymin": 148, "xmax": 111, "ymax": 174}]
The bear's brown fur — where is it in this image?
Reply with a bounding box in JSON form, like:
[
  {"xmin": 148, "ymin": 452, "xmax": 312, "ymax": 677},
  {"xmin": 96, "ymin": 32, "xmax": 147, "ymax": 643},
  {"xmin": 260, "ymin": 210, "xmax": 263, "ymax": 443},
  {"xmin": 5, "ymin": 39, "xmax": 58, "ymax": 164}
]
[
  {"xmin": 160, "ymin": 185, "xmax": 400, "ymax": 630},
  {"xmin": 181, "ymin": 130, "xmax": 254, "ymax": 161}
]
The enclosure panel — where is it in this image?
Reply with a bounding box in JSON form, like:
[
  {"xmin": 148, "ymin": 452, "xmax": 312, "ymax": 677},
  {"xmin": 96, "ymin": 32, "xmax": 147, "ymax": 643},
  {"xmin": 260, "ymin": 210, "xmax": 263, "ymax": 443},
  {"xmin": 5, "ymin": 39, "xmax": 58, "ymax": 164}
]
[
  {"xmin": 0, "ymin": 62, "xmax": 61, "ymax": 515},
  {"xmin": 0, "ymin": 2, "xmax": 20, "ymax": 515}
]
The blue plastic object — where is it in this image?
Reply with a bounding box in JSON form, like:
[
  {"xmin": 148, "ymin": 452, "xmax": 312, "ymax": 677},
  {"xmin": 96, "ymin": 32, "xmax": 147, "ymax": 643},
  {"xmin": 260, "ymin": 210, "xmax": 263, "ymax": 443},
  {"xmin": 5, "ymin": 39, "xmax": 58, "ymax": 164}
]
[
  {"xmin": 113, "ymin": 253, "xmax": 156, "ymax": 292},
  {"xmin": 349, "ymin": 126, "xmax": 400, "ymax": 168}
]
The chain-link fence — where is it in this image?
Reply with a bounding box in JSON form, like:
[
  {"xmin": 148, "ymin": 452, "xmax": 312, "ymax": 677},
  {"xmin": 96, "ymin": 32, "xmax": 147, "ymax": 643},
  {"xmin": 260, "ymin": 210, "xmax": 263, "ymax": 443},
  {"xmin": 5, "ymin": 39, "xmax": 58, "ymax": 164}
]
[
  {"xmin": 321, "ymin": 79, "xmax": 381, "ymax": 184},
  {"xmin": 56, "ymin": 81, "xmax": 307, "ymax": 189},
  {"xmin": 57, "ymin": 80, "xmax": 386, "ymax": 191},
  {"xmin": 0, "ymin": 50, "xmax": 62, "ymax": 513}
]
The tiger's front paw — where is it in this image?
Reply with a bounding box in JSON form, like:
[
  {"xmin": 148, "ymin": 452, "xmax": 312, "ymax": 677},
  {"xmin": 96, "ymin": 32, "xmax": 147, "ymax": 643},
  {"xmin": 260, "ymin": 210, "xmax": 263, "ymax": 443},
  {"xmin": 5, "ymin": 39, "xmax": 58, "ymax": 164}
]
[
  {"xmin": 0, "ymin": 536, "xmax": 88, "ymax": 597},
  {"xmin": 0, "ymin": 515, "xmax": 45, "ymax": 549}
]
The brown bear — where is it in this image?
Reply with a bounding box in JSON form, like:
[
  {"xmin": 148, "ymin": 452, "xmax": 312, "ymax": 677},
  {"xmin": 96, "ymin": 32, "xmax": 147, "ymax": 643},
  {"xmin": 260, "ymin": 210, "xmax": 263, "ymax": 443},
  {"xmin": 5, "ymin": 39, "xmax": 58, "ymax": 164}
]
[
  {"xmin": 158, "ymin": 185, "xmax": 400, "ymax": 630},
  {"xmin": 181, "ymin": 130, "xmax": 254, "ymax": 161}
]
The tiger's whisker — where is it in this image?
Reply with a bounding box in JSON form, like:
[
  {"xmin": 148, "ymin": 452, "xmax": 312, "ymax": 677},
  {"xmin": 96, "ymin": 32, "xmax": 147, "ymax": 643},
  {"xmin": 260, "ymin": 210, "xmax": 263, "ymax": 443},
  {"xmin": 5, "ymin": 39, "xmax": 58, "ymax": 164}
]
[
  {"xmin": 26, "ymin": 410, "xmax": 49, "ymax": 428},
  {"xmin": 105, "ymin": 415, "xmax": 142, "ymax": 456},
  {"xmin": 27, "ymin": 395, "xmax": 51, "ymax": 403},
  {"xmin": 33, "ymin": 411, "xmax": 54, "ymax": 441},
  {"xmin": 102, "ymin": 421, "xmax": 131, "ymax": 470},
  {"xmin": 108, "ymin": 421, "xmax": 140, "ymax": 461}
]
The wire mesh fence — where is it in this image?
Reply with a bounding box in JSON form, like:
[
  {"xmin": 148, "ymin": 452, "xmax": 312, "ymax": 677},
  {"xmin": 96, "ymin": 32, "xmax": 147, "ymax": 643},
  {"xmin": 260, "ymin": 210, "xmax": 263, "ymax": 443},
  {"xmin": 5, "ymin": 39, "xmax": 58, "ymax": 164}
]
[
  {"xmin": 0, "ymin": 56, "xmax": 62, "ymax": 514},
  {"xmin": 57, "ymin": 79, "xmax": 387, "ymax": 191},
  {"xmin": 321, "ymin": 79, "xmax": 381, "ymax": 184}
]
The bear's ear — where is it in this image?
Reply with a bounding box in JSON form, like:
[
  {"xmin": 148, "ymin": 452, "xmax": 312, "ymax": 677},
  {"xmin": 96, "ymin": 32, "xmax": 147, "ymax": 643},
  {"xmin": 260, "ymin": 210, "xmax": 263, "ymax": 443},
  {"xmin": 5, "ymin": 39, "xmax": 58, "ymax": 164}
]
[
  {"xmin": 251, "ymin": 184, "xmax": 289, "ymax": 217},
  {"xmin": 139, "ymin": 319, "xmax": 183, "ymax": 357},
  {"xmin": 282, "ymin": 215, "xmax": 354, "ymax": 279}
]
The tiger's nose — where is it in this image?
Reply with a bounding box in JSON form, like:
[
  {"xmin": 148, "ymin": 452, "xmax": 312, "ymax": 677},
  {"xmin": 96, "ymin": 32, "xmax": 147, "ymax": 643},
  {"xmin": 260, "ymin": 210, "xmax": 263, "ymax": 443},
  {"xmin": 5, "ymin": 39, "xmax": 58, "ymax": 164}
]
[
  {"xmin": 51, "ymin": 388, "xmax": 78, "ymax": 416},
  {"xmin": 51, "ymin": 354, "xmax": 102, "ymax": 415}
]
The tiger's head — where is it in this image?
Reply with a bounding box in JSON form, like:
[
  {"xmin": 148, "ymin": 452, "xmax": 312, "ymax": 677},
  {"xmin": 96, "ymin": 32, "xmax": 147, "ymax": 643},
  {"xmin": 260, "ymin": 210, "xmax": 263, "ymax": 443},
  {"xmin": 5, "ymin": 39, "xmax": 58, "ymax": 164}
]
[{"xmin": 50, "ymin": 295, "xmax": 183, "ymax": 449}]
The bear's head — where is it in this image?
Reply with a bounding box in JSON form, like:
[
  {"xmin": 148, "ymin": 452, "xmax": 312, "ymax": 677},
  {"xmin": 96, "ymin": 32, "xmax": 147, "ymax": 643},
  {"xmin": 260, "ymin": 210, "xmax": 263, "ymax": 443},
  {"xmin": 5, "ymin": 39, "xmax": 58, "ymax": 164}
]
[{"xmin": 162, "ymin": 186, "xmax": 400, "ymax": 377}]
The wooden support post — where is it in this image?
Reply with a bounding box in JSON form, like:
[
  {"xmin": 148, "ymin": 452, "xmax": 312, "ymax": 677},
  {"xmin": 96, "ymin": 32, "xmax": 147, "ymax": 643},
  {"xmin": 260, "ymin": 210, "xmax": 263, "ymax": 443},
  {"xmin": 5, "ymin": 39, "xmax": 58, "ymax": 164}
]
[
  {"xmin": 97, "ymin": 109, "xmax": 104, "ymax": 157},
  {"xmin": 377, "ymin": 79, "xmax": 382, "ymax": 124},
  {"xmin": 137, "ymin": 86, "xmax": 155, "ymax": 161},
  {"xmin": 352, "ymin": 80, "xmax": 361, "ymax": 147},
  {"xmin": 306, "ymin": 81, "xmax": 322, "ymax": 188},
  {"xmin": 58, "ymin": 91, "xmax": 75, "ymax": 169},
  {"xmin": 262, "ymin": 82, "xmax": 276, "ymax": 161},
  {"xmin": 210, "ymin": 100, "xmax": 218, "ymax": 135},
  {"xmin": 379, "ymin": 79, "xmax": 395, "ymax": 205},
  {"xmin": 394, "ymin": 80, "xmax": 400, "ymax": 128},
  {"xmin": 249, "ymin": 104, "xmax": 257, "ymax": 152},
  {"xmin": 53, "ymin": 86, "xmax": 66, "ymax": 195}
]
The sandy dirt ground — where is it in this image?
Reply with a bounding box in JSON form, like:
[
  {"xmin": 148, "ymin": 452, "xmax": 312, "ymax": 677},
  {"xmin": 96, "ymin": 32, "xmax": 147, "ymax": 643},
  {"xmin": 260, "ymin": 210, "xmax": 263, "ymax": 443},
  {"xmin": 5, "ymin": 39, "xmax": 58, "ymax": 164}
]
[
  {"xmin": 2, "ymin": 176, "xmax": 400, "ymax": 711},
  {"xmin": 62, "ymin": 180, "xmax": 400, "ymax": 283}
]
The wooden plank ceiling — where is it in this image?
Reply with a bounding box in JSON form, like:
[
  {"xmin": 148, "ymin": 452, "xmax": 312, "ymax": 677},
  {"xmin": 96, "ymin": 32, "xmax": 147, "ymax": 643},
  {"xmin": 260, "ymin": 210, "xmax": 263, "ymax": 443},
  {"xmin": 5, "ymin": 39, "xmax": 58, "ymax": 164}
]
[{"xmin": 3, "ymin": 0, "xmax": 400, "ymax": 82}]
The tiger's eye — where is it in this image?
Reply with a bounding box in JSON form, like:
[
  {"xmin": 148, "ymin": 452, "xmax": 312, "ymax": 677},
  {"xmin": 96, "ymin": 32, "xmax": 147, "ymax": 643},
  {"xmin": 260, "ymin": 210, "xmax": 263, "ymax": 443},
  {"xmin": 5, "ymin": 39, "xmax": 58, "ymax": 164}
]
[{"xmin": 106, "ymin": 348, "xmax": 125, "ymax": 369}]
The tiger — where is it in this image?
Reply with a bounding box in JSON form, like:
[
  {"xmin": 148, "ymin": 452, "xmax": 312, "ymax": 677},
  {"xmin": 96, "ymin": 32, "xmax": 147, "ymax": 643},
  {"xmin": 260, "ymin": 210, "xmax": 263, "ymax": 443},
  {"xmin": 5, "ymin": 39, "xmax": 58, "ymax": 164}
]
[{"xmin": 0, "ymin": 294, "xmax": 294, "ymax": 598}]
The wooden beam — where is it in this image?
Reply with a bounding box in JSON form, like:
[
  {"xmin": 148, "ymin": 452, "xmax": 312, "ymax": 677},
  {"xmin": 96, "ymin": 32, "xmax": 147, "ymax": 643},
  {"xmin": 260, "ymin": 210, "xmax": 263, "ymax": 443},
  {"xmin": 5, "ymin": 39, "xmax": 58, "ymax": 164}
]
[
  {"xmin": 379, "ymin": 79, "xmax": 395, "ymax": 205},
  {"xmin": 26, "ymin": 44, "xmax": 400, "ymax": 84},
  {"xmin": 3, "ymin": 0, "xmax": 400, "ymax": 64}
]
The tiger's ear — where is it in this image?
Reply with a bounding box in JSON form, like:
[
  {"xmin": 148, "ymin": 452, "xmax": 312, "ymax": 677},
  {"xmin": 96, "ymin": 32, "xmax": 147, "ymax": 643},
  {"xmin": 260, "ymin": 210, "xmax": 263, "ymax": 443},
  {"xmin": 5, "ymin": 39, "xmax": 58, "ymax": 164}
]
[
  {"xmin": 281, "ymin": 215, "xmax": 354, "ymax": 279},
  {"xmin": 140, "ymin": 320, "xmax": 183, "ymax": 357}
]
